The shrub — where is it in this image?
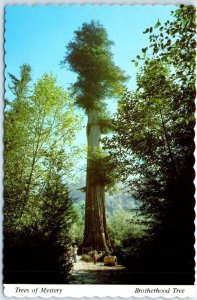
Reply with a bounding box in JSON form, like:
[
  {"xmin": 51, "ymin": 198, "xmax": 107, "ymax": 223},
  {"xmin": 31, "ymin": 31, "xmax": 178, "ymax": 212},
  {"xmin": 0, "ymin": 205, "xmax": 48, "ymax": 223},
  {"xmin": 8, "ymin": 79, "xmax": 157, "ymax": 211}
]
[
  {"xmin": 81, "ymin": 254, "xmax": 93, "ymax": 262},
  {"xmin": 3, "ymin": 228, "xmax": 72, "ymax": 283}
]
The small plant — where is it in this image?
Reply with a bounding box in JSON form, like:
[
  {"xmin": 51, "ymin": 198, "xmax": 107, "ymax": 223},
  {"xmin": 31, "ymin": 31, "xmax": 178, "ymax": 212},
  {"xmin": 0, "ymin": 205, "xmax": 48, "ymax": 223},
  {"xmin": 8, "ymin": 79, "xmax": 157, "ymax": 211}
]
[{"xmin": 81, "ymin": 254, "xmax": 92, "ymax": 262}]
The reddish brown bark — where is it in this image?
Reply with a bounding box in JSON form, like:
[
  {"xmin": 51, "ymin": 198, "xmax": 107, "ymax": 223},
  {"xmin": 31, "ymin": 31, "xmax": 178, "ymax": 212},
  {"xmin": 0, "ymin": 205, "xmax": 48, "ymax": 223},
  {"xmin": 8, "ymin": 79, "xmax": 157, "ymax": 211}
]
[{"xmin": 83, "ymin": 109, "xmax": 109, "ymax": 251}]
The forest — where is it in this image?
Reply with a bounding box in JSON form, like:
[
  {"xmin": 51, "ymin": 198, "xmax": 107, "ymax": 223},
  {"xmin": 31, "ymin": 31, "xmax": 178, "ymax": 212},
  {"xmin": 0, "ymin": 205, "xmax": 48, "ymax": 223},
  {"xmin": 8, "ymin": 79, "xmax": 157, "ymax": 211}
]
[{"xmin": 4, "ymin": 5, "xmax": 195, "ymax": 284}]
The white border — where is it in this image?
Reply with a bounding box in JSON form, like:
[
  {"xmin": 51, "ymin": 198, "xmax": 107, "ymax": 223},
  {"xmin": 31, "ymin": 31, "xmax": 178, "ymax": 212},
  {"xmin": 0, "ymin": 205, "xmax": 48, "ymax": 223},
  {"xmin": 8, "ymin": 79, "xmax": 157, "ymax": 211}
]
[
  {"xmin": 1, "ymin": 1, "xmax": 196, "ymax": 299},
  {"xmin": 3, "ymin": 284, "xmax": 196, "ymax": 298}
]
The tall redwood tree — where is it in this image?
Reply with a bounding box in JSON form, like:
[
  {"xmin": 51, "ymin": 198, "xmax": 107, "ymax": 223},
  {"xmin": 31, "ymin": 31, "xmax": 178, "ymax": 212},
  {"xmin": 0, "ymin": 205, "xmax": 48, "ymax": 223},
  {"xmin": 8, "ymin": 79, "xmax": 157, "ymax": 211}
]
[{"xmin": 63, "ymin": 21, "xmax": 127, "ymax": 250}]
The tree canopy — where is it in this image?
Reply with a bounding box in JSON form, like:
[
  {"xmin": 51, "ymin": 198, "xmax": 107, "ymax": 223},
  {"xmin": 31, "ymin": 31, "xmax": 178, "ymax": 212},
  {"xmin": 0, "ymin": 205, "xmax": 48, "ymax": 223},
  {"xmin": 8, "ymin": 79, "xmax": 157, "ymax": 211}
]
[
  {"xmin": 103, "ymin": 5, "xmax": 195, "ymax": 275},
  {"xmin": 63, "ymin": 20, "xmax": 128, "ymax": 111},
  {"xmin": 4, "ymin": 65, "xmax": 84, "ymax": 283},
  {"xmin": 4, "ymin": 69, "xmax": 82, "ymax": 230}
]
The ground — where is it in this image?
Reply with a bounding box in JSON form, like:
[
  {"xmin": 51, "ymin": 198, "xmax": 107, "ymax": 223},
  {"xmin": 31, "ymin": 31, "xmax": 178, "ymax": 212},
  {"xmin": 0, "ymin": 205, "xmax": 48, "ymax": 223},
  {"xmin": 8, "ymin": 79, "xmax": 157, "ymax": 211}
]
[
  {"xmin": 68, "ymin": 255, "xmax": 194, "ymax": 285},
  {"xmin": 68, "ymin": 255, "xmax": 126, "ymax": 284}
]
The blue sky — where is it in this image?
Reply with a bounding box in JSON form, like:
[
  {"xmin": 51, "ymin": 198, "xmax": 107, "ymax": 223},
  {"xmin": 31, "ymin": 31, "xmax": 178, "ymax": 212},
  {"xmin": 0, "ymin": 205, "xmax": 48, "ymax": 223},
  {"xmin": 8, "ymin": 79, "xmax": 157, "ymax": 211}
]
[
  {"xmin": 5, "ymin": 5, "xmax": 177, "ymax": 171},
  {"xmin": 5, "ymin": 5, "xmax": 176, "ymax": 98}
]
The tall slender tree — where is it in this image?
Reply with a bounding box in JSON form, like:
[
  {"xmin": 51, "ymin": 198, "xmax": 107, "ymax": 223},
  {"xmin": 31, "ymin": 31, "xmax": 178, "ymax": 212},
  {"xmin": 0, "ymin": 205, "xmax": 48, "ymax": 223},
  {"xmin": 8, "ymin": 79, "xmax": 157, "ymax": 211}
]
[
  {"xmin": 4, "ymin": 69, "xmax": 81, "ymax": 230},
  {"xmin": 63, "ymin": 21, "xmax": 128, "ymax": 250}
]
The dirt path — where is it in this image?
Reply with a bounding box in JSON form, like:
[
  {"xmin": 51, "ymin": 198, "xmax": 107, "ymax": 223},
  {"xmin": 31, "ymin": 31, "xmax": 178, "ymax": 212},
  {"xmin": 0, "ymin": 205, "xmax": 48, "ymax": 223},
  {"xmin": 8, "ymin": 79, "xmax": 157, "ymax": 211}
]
[{"xmin": 68, "ymin": 256, "xmax": 126, "ymax": 284}]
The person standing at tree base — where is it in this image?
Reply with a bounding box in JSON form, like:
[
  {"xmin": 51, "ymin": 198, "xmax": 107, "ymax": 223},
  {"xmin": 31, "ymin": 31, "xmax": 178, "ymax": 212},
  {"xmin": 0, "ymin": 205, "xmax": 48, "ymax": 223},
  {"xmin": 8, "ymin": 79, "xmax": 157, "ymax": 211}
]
[
  {"xmin": 73, "ymin": 245, "xmax": 78, "ymax": 263},
  {"xmin": 93, "ymin": 251, "xmax": 98, "ymax": 265}
]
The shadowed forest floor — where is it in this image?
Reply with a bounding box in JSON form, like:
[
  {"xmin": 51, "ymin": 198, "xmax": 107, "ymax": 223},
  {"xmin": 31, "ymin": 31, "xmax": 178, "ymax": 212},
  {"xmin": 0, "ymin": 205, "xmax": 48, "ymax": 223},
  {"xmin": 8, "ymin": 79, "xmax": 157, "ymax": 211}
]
[
  {"xmin": 68, "ymin": 256, "xmax": 126, "ymax": 284},
  {"xmin": 68, "ymin": 256, "xmax": 193, "ymax": 285}
]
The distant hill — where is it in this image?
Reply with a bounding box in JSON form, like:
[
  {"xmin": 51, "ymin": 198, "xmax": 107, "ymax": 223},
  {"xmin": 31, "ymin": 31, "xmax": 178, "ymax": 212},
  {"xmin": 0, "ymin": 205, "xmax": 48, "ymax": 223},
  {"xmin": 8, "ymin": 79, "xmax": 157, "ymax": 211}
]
[
  {"xmin": 69, "ymin": 181, "xmax": 139, "ymax": 217},
  {"xmin": 105, "ymin": 192, "xmax": 139, "ymax": 216}
]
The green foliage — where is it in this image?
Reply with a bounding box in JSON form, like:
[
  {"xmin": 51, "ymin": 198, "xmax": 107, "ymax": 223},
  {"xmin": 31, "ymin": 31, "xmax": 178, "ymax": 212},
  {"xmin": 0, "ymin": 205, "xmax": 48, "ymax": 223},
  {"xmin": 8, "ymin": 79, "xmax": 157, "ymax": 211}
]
[
  {"xmin": 4, "ymin": 69, "xmax": 82, "ymax": 231},
  {"xmin": 4, "ymin": 225, "xmax": 73, "ymax": 283},
  {"xmin": 63, "ymin": 20, "xmax": 128, "ymax": 112},
  {"xmin": 104, "ymin": 4, "xmax": 195, "ymax": 212},
  {"xmin": 41, "ymin": 173, "xmax": 75, "ymax": 242},
  {"xmin": 81, "ymin": 254, "xmax": 93, "ymax": 262},
  {"xmin": 98, "ymin": 112, "xmax": 115, "ymax": 134},
  {"xmin": 107, "ymin": 210, "xmax": 151, "ymax": 247},
  {"xmin": 87, "ymin": 150, "xmax": 118, "ymax": 189},
  {"xmin": 4, "ymin": 66, "xmax": 83, "ymax": 282},
  {"xmin": 103, "ymin": 5, "xmax": 195, "ymax": 276},
  {"xmin": 69, "ymin": 206, "xmax": 84, "ymax": 245},
  {"xmin": 135, "ymin": 5, "xmax": 196, "ymax": 87},
  {"xmin": 8, "ymin": 64, "xmax": 31, "ymax": 99}
]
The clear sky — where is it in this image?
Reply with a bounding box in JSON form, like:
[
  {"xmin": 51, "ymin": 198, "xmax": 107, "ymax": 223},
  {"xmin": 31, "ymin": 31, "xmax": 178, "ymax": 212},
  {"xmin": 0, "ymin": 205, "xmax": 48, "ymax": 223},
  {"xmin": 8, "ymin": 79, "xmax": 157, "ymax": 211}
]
[
  {"xmin": 4, "ymin": 5, "xmax": 177, "ymax": 171},
  {"xmin": 5, "ymin": 5, "xmax": 177, "ymax": 97}
]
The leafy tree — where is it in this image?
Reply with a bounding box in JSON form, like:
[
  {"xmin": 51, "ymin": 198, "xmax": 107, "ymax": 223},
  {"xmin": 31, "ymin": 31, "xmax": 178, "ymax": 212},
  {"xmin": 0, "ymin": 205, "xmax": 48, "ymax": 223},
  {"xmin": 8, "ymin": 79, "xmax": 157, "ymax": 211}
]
[
  {"xmin": 103, "ymin": 5, "xmax": 195, "ymax": 281},
  {"xmin": 69, "ymin": 207, "xmax": 84, "ymax": 246},
  {"xmin": 4, "ymin": 66, "xmax": 82, "ymax": 283},
  {"xmin": 40, "ymin": 152, "xmax": 77, "ymax": 243},
  {"xmin": 8, "ymin": 64, "xmax": 31, "ymax": 99},
  {"xmin": 141, "ymin": 5, "xmax": 195, "ymax": 86},
  {"xmin": 4, "ymin": 65, "xmax": 33, "ymax": 229},
  {"xmin": 62, "ymin": 21, "xmax": 128, "ymax": 250},
  {"xmin": 4, "ymin": 70, "xmax": 81, "ymax": 230},
  {"xmin": 107, "ymin": 210, "xmax": 150, "ymax": 247}
]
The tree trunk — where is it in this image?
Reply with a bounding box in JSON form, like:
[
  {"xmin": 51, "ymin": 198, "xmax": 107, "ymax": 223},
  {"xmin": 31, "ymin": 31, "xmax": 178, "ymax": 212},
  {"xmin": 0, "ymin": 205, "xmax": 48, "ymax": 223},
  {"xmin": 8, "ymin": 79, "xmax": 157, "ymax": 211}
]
[{"xmin": 83, "ymin": 109, "xmax": 109, "ymax": 251}]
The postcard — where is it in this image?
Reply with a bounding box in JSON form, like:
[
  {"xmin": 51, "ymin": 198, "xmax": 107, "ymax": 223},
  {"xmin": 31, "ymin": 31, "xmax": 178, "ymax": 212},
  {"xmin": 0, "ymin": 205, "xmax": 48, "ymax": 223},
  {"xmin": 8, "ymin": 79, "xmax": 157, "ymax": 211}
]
[{"xmin": 2, "ymin": 1, "xmax": 196, "ymax": 298}]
